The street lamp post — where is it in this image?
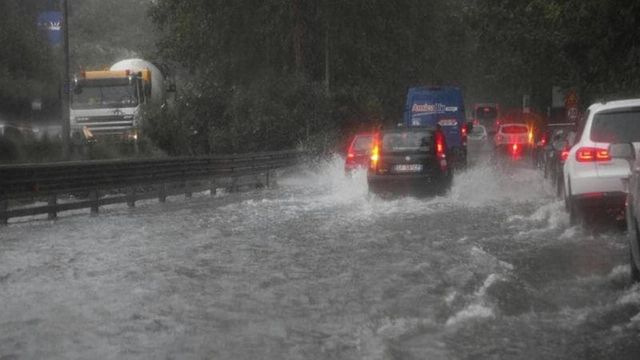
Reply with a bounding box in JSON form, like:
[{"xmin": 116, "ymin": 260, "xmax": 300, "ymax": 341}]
[{"xmin": 61, "ymin": 0, "xmax": 71, "ymax": 160}]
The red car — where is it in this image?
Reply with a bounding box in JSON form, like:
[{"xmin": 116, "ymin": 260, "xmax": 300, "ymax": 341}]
[{"xmin": 345, "ymin": 133, "xmax": 374, "ymax": 174}]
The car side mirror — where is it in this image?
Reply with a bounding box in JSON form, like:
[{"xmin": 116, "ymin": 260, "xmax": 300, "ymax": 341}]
[{"xmin": 609, "ymin": 143, "xmax": 635, "ymax": 160}]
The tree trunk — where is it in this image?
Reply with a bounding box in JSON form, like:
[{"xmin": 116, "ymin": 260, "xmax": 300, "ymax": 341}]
[{"xmin": 292, "ymin": 0, "xmax": 304, "ymax": 73}]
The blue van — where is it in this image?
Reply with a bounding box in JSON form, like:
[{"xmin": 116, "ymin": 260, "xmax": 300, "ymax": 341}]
[{"xmin": 403, "ymin": 86, "xmax": 468, "ymax": 166}]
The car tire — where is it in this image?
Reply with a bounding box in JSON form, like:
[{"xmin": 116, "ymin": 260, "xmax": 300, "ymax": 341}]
[
  {"xmin": 556, "ymin": 174, "xmax": 564, "ymax": 198},
  {"xmin": 566, "ymin": 181, "xmax": 581, "ymax": 225},
  {"xmin": 564, "ymin": 180, "xmax": 569, "ymax": 211},
  {"xmin": 437, "ymin": 171, "xmax": 453, "ymax": 196},
  {"xmin": 543, "ymin": 161, "xmax": 549, "ymax": 179},
  {"xmin": 630, "ymin": 249, "xmax": 640, "ymax": 283},
  {"xmin": 627, "ymin": 208, "xmax": 640, "ymax": 282},
  {"xmin": 568, "ymin": 195, "xmax": 582, "ymax": 225}
]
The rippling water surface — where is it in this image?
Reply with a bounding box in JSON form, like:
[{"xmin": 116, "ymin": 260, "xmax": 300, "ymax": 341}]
[{"xmin": 1, "ymin": 152, "xmax": 639, "ymax": 359}]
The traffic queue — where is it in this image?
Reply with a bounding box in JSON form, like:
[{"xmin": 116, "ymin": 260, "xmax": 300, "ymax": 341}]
[{"xmin": 345, "ymin": 90, "xmax": 640, "ymax": 283}]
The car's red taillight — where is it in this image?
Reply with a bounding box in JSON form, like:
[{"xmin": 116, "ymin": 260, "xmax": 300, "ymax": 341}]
[
  {"xmin": 461, "ymin": 123, "xmax": 468, "ymax": 146},
  {"xmin": 370, "ymin": 134, "xmax": 380, "ymax": 170},
  {"xmin": 560, "ymin": 148, "xmax": 569, "ymax": 161},
  {"xmin": 435, "ymin": 130, "xmax": 447, "ymax": 171},
  {"xmin": 576, "ymin": 147, "xmax": 611, "ymax": 162}
]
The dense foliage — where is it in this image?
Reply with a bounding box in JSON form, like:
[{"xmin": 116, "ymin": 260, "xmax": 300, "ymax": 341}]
[
  {"xmin": 4, "ymin": 0, "xmax": 640, "ymax": 156},
  {"xmin": 148, "ymin": 0, "xmax": 473, "ymax": 154},
  {"xmin": 0, "ymin": 0, "xmax": 57, "ymax": 117},
  {"xmin": 471, "ymin": 0, "xmax": 640, "ymax": 106},
  {"xmin": 68, "ymin": 0, "xmax": 157, "ymax": 69}
]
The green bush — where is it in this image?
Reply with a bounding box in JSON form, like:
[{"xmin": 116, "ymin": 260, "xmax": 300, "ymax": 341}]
[{"xmin": 142, "ymin": 74, "xmax": 336, "ymax": 155}]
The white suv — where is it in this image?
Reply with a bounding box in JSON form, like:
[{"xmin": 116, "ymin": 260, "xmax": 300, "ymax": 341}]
[{"xmin": 563, "ymin": 99, "xmax": 640, "ymax": 223}]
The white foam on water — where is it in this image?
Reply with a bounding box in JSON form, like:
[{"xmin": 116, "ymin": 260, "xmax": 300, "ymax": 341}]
[
  {"xmin": 449, "ymin": 161, "xmax": 553, "ymax": 207},
  {"xmin": 608, "ymin": 265, "xmax": 630, "ymax": 280},
  {"xmin": 617, "ymin": 284, "xmax": 640, "ymax": 305},
  {"xmin": 355, "ymin": 317, "xmax": 425, "ymax": 360},
  {"xmin": 445, "ymin": 303, "xmax": 495, "ymax": 326}
]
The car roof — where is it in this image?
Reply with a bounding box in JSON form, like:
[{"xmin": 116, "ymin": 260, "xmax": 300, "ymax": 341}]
[
  {"xmin": 588, "ymin": 98, "xmax": 640, "ymax": 114},
  {"xmin": 381, "ymin": 127, "xmax": 435, "ymax": 134},
  {"xmin": 499, "ymin": 123, "xmax": 528, "ymax": 127}
]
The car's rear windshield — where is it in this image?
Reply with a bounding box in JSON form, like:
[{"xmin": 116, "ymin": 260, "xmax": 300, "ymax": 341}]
[
  {"xmin": 476, "ymin": 106, "xmax": 497, "ymax": 120},
  {"xmin": 382, "ymin": 131, "xmax": 431, "ymax": 152},
  {"xmin": 500, "ymin": 125, "xmax": 528, "ymax": 134},
  {"xmin": 470, "ymin": 125, "xmax": 486, "ymax": 135},
  {"xmin": 591, "ymin": 108, "xmax": 640, "ymax": 143},
  {"xmin": 352, "ymin": 135, "xmax": 372, "ymax": 151}
]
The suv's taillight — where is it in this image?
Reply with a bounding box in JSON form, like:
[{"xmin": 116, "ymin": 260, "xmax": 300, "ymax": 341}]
[
  {"xmin": 461, "ymin": 123, "xmax": 468, "ymax": 146},
  {"xmin": 370, "ymin": 134, "xmax": 381, "ymax": 170},
  {"xmin": 560, "ymin": 148, "xmax": 570, "ymax": 161},
  {"xmin": 346, "ymin": 141, "xmax": 356, "ymax": 163},
  {"xmin": 576, "ymin": 147, "xmax": 611, "ymax": 162}
]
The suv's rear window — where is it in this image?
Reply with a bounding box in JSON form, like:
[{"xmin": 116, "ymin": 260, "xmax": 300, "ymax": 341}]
[
  {"xmin": 500, "ymin": 125, "xmax": 528, "ymax": 134},
  {"xmin": 352, "ymin": 135, "xmax": 372, "ymax": 151},
  {"xmin": 382, "ymin": 131, "xmax": 431, "ymax": 152},
  {"xmin": 591, "ymin": 108, "xmax": 640, "ymax": 143}
]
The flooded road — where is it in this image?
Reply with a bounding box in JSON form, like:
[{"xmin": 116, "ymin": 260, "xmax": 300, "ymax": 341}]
[{"xmin": 1, "ymin": 152, "xmax": 639, "ymax": 359}]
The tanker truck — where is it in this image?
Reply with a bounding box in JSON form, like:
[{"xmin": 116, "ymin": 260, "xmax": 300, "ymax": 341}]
[{"xmin": 70, "ymin": 59, "xmax": 167, "ymax": 142}]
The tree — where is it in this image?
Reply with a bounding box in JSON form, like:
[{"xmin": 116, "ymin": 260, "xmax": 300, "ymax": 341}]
[{"xmin": 0, "ymin": 0, "xmax": 57, "ymax": 116}]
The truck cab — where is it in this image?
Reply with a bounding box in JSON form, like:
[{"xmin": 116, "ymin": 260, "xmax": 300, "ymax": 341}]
[
  {"xmin": 70, "ymin": 59, "xmax": 166, "ymax": 143},
  {"xmin": 71, "ymin": 69, "xmax": 149, "ymax": 141},
  {"xmin": 403, "ymin": 86, "xmax": 469, "ymax": 166}
]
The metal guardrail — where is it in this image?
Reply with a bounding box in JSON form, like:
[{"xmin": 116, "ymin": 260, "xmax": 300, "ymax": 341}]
[{"xmin": 0, "ymin": 150, "xmax": 303, "ymax": 224}]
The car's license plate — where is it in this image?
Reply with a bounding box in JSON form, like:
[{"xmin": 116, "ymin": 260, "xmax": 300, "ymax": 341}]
[
  {"xmin": 394, "ymin": 164, "xmax": 423, "ymax": 172},
  {"xmin": 438, "ymin": 119, "xmax": 458, "ymax": 126}
]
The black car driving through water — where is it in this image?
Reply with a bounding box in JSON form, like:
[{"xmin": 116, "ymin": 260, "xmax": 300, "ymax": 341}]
[
  {"xmin": 540, "ymin": 124, "xmax": 575, "ymax": 197},
  {"xmin": 367, "ymin": 126, "xmax": 452, "ymax": 195}
]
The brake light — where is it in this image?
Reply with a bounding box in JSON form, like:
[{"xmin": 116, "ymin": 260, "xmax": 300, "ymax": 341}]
[
  {"xmin": 461, "ymin": 124, "xmax": 467, "ymax": 136},
  {"xmin": 346, "ymin": 138, "xmax": 357, "ymax": 163},
  {"xmin": 435, "ymin": 131, "xmax": 445, "ymax": 157},
  {"xmin": 435, "ymin": 130, "xmax": 447, "ymax": 171},
  {"xmin": 576, "ymin": 147, "xmax": 611, "ymax": 162},
  {"xmin": 512, "ymin": 143, "xmax": 518, "ymax": 153},
  {"xmin": 370, "ymin": 134, "xmax": 380, "ymax": 170},
  {"xmin": 561, "ymin": 148, "xmax": 569, "ymax": 161}
]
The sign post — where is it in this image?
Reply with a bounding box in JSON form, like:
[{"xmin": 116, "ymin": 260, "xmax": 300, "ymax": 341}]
[
  {"xmin": 61, "ymin": 0, "xmax": 71, "ymax": 159},
  {"xmin": 564, "ymin": 89, "xmax": 579, "ymax": 123}
]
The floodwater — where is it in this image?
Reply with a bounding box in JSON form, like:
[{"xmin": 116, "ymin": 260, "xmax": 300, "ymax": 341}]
[{"xmin": 1, "ymin": 150, "xmax": 639, "ymax": 359}]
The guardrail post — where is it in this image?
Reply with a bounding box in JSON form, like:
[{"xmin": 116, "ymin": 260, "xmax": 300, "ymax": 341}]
[
  {"xmin": 254, "ymin": 173, "xmax": 263, "ymax": 189},
  {"xmin": 231, "ymin": 177, "xmax": 239, "ymax": 192},
  {"xmin": 266, "ymin": 170, "xmax": 277, "ymax": 188},
  {"xmin": 47, "ymin": 194, "xmax": 57, "ymax": 220},
  {"xmin": 158, "ymin": 183, "xmax": 167, "ymax": 203},
  {"xmin": 210, "ymin": 179, "xmax": 217, "ymax": 196},
  {"xmin": 89, "ymin": 190, "xmax": 99, "ymax": 216},
  {"xmin": 185, "ymin": 181, "xmax": 192, "ymax": 199},
  {"xmin": 0, "ymin": 199, "xmax": 8, "ymax": 225},
  {"xmin": 127, "ymin": 187, "xmax": 136, "ymax": 208}
]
